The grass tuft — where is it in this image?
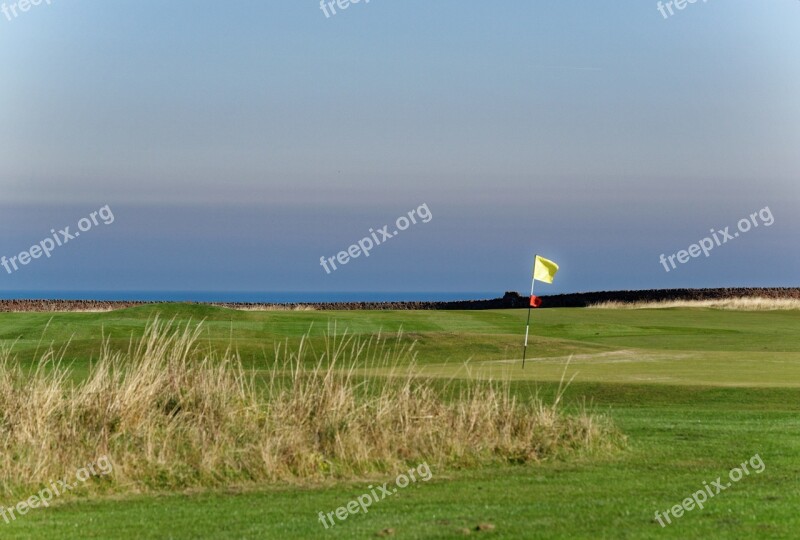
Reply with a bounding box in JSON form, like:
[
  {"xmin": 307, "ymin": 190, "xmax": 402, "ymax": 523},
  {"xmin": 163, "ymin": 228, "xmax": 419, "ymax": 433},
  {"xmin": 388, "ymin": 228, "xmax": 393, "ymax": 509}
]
[{"xmin": 0, "ymin": 319, "xmax": 622, "ymax": 497}]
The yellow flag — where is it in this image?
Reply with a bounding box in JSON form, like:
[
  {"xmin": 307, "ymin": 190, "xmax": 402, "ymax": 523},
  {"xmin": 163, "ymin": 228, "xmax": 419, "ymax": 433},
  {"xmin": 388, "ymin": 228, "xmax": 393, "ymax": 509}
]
[{"xmin": 533, "ymin": 255, "xmax": 559, "ymax": 284}]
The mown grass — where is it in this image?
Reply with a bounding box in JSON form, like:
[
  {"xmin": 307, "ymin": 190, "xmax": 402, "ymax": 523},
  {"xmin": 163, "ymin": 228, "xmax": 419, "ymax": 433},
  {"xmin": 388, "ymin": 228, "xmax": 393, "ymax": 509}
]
[
  {"xmin": 0, "ymin": 305, "xmax": 798, "ymax": 538},
  {"xmin": 3, "ymin": 381, "xmax": 798, "ymax": 539},
  {"xmin": 2, "ymin": 305, "xmax": 799, "ymax": 382}
]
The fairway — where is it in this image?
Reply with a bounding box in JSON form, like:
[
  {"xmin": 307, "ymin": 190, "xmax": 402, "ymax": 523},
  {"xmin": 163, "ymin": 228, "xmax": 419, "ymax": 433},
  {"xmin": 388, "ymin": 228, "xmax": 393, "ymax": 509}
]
[
  {"xmin": 2, "ymin": 305, "xmax": 799, "ymax": 386},
  {"xmin": 0, "ymin": 305, "xmax": 798, "ymax": 539}
]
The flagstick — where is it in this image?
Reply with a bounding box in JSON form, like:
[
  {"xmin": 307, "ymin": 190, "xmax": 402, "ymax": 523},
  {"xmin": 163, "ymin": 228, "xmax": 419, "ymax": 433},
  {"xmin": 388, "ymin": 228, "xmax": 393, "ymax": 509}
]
[{"xmin": 522, "ymin": 255, "xmax": 537, "ymax": 369}]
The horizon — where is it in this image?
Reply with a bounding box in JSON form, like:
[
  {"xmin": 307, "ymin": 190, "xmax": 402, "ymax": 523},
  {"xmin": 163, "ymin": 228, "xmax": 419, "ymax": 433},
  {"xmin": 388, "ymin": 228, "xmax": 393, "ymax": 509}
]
[{"xmin": 1, "ymin": 286, "xmax": 797, "ymax": 305}]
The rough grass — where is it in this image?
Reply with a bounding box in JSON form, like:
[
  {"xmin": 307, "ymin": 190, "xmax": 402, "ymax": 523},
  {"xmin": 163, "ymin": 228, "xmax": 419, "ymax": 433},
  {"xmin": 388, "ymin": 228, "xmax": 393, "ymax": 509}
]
[
  {"xmin": 225, "ymin": 305, "xmax": 317, "ymax": 311},
  {"xmin": 0, "ymin": 320, "xmax": 621, "ymax": 498},
  {"xmin": 588, "ymin": 297, "xmax": 800, "ymax": 310}
]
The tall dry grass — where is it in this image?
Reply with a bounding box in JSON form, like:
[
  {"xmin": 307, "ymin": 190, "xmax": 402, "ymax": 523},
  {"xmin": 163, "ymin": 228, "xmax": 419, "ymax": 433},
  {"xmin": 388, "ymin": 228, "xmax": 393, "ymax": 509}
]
[
  {"xmin": 0, "ymin": 320, "xmax": 622, "ymax": 497},
  {"xmin": 589, "ymin": 297, "xmax": 800, "ymax": 311},
  {"xmin": 225, "ymin": 304, "xmax": 317, "ymax": 311}
]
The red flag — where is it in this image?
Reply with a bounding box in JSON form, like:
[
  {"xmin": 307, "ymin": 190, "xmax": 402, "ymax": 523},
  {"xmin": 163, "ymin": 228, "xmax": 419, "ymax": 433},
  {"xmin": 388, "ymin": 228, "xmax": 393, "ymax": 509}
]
[{"xmin": 529, "ymin": 295, "xmax": 542, "ymax": 308}]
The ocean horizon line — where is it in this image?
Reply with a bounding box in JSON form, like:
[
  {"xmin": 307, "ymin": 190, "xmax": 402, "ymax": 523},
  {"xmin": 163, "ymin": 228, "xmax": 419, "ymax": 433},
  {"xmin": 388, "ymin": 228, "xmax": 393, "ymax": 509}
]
[{"xmin": 0, "ymin": 291, "xmax": 505, "ymax": 303}]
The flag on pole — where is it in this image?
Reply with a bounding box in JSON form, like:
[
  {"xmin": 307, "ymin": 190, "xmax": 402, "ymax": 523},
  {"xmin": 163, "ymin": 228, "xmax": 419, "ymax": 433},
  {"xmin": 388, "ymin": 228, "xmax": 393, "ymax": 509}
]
[
  {"xmin": 533, "ymin": 255, "xmax": 559, "ymax": 284},
  {"xmin": 523, "ymin": 255, "xmax": 559, "ymax": 369}
]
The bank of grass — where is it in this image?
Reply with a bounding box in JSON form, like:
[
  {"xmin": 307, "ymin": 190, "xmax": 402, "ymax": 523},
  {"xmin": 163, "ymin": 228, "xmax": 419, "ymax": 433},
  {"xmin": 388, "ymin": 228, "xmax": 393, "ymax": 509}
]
[
  {"xmin": 0, "ymin": 320, "xmax": 620, "ymax": 498},
  {"xmin": 3, "ymin": 381, "xmax": 798, "ymax": 539},
  {"xmin": 589, "ymin": 297, "xmax": 800, "ymax": 310}
]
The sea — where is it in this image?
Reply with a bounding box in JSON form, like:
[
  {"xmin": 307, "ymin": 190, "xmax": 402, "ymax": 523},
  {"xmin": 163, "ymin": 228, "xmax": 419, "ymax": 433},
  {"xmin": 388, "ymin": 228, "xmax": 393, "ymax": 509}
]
[{"xmin": 0, "ymin": 291, "xmax": 502, "ymax": 303}]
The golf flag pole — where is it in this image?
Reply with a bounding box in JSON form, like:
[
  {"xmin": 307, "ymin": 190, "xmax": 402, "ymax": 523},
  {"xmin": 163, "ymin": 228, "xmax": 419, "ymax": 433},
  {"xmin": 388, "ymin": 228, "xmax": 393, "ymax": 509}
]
[
  {"xmin": 522, "ymin": 255, "xmax": 559, "ymax": 369},
  {"xmin": 522, "ymin": 255, "xmax": 537, "ymax": 369}
]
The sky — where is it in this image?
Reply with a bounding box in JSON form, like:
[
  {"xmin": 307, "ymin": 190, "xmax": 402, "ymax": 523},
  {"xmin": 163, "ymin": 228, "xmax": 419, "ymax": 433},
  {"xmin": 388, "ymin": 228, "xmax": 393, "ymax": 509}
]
[{"xmin": 0, "ymin": 0, "xmax": 798, "ymax": 298}]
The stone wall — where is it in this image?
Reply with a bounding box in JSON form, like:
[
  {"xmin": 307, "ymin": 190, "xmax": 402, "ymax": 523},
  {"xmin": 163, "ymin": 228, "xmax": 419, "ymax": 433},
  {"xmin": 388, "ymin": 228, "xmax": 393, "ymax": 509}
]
[{"xmin": 1, "ymin": 288, "xmax": 798, "ymax": 312}]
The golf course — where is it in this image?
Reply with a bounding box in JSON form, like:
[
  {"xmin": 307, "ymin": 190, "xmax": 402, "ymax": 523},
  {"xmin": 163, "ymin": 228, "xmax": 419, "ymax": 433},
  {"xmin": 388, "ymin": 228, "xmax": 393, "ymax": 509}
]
[
  {"xmin": 0, "ymin": 303, "xmax": 797, "ymax": 539},
  {"xmin": 4, "ymin": 0, "xmax": 796, "ymax": 537}
]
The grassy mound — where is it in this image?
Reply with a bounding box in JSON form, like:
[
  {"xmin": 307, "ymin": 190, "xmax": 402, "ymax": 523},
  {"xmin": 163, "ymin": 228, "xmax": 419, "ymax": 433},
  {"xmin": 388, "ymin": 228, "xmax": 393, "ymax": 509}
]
[{"xmin": 0, "ymin": 320, "xmax": 621, "ymax": 497}]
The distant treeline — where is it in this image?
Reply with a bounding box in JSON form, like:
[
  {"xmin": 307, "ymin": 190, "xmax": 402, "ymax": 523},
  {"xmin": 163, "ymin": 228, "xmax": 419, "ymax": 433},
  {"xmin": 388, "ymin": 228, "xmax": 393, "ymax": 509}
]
[{"xmin": 0, "ymin": 288, "xmax": 799, "ymax": 312}]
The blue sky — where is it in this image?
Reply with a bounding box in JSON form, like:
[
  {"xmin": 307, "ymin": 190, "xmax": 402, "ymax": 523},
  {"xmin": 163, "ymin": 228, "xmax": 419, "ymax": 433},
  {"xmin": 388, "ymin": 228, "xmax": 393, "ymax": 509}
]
[{"xmin": 0, "ymin": 1, "xmax": 798, "ymax": 296}]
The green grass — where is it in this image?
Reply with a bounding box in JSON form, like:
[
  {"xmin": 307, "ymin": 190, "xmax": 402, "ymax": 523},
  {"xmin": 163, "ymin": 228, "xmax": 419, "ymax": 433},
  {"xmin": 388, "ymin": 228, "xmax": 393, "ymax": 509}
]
[
  {"xmin": 1, "ymin": 305, "xmax": 799, "ymax": 538},
  {"xmin": 4, "ymin": 306, "xmax": 799, "ymax": 384}
]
